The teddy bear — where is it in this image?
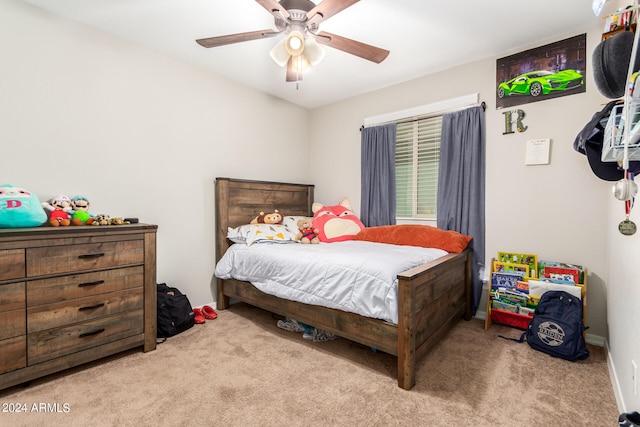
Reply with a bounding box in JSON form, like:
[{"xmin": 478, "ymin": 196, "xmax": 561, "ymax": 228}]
[
  {"xmin": 109, "ymin": 217, "xmax": 130, "ymax": 225},
  {"xmin": 70, "ymin": 195, "xmax": 95, "ymax": 225},
  {"xmin": 250, "ymin": 209, "xmax": 283, "ymax": 225},
  {"xmin": 42, "ymin": 194, "xmax": 73, "ymax": 227},
  {"xmin": 91, "ymin": 214, "xmax": 111, "ymax": 226},
  {"xmin": 296, "ymin": 218, "xmax": 319, "ymax": 244}
]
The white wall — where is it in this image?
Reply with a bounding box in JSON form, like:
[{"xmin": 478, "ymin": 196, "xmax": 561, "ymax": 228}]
[
  {"xmin": 607, "ymin": 188, "xmax": 640, "ymax": 412},
  {"xmin": 1, "ymin": 0, "xmax": 310, "ymax": 308},
  {"xmin": 604, "ymin": 0, "xmax": 640, "ymax": 413}
]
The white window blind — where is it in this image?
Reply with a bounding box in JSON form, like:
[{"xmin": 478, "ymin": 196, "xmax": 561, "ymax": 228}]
[{"xmin": 395, "ymin": 116, "xmax": 442, "ymax": 219}]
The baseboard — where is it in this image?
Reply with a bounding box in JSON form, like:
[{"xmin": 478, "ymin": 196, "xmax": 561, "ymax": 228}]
[
  {"xmin": 607, "ymin": 339, "xmax": 625, "ymax": 413},
  {"xmin": 586, "ymin": 333, "xmax": 605, "ymax": 347},
  {"xmin": 195, "ymin": 301, "xmax": 216, "ymax": 310},
  {"xmin": 474, "ymin": 309, "xmax": 605, "ymax": 347}
]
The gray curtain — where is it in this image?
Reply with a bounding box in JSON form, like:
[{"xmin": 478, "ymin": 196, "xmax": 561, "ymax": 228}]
[
  {"xmin": 360, "ymin": 123, "xmax": 397, "ymax": 227},
  {"xmin": 437, "ymin": 106, "xmax": 485, "ymax": 315}
]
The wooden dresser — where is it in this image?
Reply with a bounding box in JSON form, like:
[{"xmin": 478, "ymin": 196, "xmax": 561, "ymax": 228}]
[{"xmin": 0, "ymin": 223, "xmax": 157, "ymax": 390}]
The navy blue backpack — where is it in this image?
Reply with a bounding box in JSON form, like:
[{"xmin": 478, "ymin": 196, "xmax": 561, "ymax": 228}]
[{"xmin": 523, "ymin": 290, "xmax": 589, "ymax": 361}]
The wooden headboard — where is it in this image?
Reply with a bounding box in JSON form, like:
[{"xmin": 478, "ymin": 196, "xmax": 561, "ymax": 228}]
[{"xmin": 214, "ymin": 177, "xmax": 315, "ymax": 263}]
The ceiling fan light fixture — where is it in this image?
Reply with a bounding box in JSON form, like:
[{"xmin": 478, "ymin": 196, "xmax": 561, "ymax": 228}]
[
  {"xmin": 269, "ymin": 38, "xmax": 289, "ymax": 67},
  {"xmin": 303, "ymin": 37, "xmax": 325, "ymax": 66},
  {"xmin": 285, "ymin": 31, "xmax": 305, "ymax": 56},
  {"xmin": 292, "ymin": 54, "xmax": 310, "ymax": 73}
]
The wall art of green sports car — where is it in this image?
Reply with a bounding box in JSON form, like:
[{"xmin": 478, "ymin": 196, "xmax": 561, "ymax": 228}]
[
  {"xmin": 495, "ymin": 34, "xmax": 586, "ymax": 109},
  {"xmin": 497, "ymin": 70, "xmax": 584, "ymax": 99}
]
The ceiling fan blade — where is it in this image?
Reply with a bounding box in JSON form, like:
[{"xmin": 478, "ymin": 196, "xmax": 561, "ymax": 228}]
[
  {"xmin": 307, "ymin": 0, "xmax": 359, "ymax": 24},
  {"xmin": 196, "ymin": 29, "xmax": 280, "ymax": 48},
  {"xmin": 315, "ymin": 31, "xmax": 389, "ymax": 63},
  {"xmin": 285, "ymin": 56, "xmax": 302, "ymax": 82},
  {"xmin": 255, "ymin": 0, "xmax": 290, "ymax": 20}
]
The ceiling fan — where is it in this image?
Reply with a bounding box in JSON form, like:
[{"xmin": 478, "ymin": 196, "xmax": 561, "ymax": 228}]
[{"xmin": 196, "ymin": 0, "xmax": 390, "ymax": 82}]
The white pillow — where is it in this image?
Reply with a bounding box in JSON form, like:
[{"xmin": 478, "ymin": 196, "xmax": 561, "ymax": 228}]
[
  {"xmin": 227, "ymin": 225, "xmax": 249, "ymax": 244},
  {"xmin": 227, "ymin": 224, "xmax": 298, "ymax": 246},
  {"xmin": 282, "ymin": 216, "xmax": 310, "ymax": 235}
]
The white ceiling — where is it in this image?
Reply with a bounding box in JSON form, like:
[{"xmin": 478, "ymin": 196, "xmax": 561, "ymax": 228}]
[{"xmin": 20, "ymin": 0, "xmax": 602, "ymax": 109}]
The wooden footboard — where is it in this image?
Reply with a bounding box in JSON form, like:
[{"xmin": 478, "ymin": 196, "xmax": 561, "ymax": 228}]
[
  {"xmin": 214, "ymin": 177, "xmax": 472, "ymax": 390},
  {"xmin": 397, "ymin": 249, "xmax": 472, "ymax": 389}
]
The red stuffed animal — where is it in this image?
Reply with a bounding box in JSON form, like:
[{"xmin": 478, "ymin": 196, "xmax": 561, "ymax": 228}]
[
  {"xmin": 311, "ymin": 198, "xmax": 364, "ymax": 243},
  {"xmin": 42, "ymin": 194, "xmax": 72, "ymax": 227}
]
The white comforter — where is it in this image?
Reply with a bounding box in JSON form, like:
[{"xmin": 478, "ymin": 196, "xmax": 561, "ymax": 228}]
[{"xmin": 214, "ymin": 240, "xmax": 447, "ymax": 324}]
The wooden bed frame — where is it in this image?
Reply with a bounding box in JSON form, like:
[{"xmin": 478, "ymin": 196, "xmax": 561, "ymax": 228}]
[{"xmin": 215, "ymin": 177, "xmax": 472, "ymax": 390}]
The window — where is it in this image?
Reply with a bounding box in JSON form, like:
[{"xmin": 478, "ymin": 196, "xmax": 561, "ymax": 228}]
[
  {"xmin": 362, "ymin": 93, "xmax": 478, "ymax": 220},
  {"xmin": 395, "ymin": 115, "xmax": 443, "ymax": 219}
]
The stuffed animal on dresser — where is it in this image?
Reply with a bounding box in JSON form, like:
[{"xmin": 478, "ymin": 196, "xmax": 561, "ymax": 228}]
[
  {"xmin": 91, "ymin": 214, "xmax": 111, "ymax": 226},
  {"xmin": 42, "ymin": 194, "xmax": 72, "ymax": 226},
  {"xmin": 0, "ymin": 184, "xmax": 48, "ymax": 228},
  {"xmin": 70, "ymin": 195, "xmax": 95, "ymax": 225}
]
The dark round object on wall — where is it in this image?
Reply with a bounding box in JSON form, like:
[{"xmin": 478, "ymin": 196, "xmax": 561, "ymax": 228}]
[{"xmin": 592, "ymin": 31, "xmax": 639, "ymax": 99}]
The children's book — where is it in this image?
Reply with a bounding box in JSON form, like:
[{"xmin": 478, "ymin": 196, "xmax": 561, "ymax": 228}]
[
  {"xmin": 515, "ymin": 280, "xmax": 529, "ymax": 294},
  {"xmin": 543, "ymin": 266, "xmax": 580, "ymax": 284},
  {"xmin": 498, "ymin": 252, "xmax": 538, "ymax": 278},
  {"xmin": 491, "ymin": 272, "xmax": 521, "ymax": 290},
  {"xmin": 538, "ymin": 260, "xmax": 584, "ymax": 283},
  {"xmin": 493, "ymin": 261, "xmax": 529, "ymax": 277}
]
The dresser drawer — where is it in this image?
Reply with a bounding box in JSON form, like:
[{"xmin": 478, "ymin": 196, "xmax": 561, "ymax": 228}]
[
  {"xmin": 0, "ymin": 249, "xmax": 25, "ymax": 281},
  {"xmin": 0, "ymin": 336, "xmax": 26, "ymax": 375},
  {"xmin": 0, "ymin": 309, "xmax": 26, "ymax": 340},
  {"xmin": 28, "ymin": 288, "xmax": 143, "ymax": 333},
  {"xmin": 27, "ymin": 240, "xmax": 144, "ymax": 276},
  {"xmin": 28, "ymin": 309, "xmax": 144, "ymax": 365},
  {"xmin": 0, "ymin": 282, "xmax": 25, "ymax": 312},
  {"xmin": 27, "ymin": 266, "xmax": 144, "ymax": 306}
]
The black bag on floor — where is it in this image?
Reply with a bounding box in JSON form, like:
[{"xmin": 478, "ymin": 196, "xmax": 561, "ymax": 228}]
[
  {"xmin": 157, "ymin": 283, "xmax": 195, "ymax": 339},
  {"xmin": 525, "ymin": 290, "xmax": 589, "ymax": 361}
]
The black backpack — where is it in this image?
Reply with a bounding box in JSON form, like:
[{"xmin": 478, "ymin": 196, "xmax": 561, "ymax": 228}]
[
  {"xmin": 524, "ymin": 290, "xmax": 589, "ymax": 361},
  {"xmin": 156, "ymin": 283, "xmax": 195, "ymax": 339}
]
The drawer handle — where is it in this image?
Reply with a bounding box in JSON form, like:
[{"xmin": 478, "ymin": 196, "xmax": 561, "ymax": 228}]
[
  {"xmin": 79, "ymin": 303, "xmax": 105, "ymax": 311},
  {"xmin": 78, "ymin": 253, "xmax": 105, "ymax": 259},
  {"xmin": 78, "ymin": 280, "xmax": 105, "ymax": 288},
  {"xmin": 79, "ymin": 328, "xmax": 105, "ymax": 338}
]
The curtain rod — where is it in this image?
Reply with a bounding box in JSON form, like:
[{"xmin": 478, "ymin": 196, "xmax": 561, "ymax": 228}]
[{"xmin": 360, "ymin": 101, "xmax": 486, "ymax": 131}]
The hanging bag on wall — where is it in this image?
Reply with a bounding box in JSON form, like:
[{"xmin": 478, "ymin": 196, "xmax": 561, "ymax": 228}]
[{"xmin": 156, "ymin": 283, "xmax": 196, "ymax": 340}]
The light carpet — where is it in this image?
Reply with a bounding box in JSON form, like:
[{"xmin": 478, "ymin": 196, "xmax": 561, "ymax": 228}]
[{"xmin": 0, "ymin": 303, "xmax": 619, "ymax": 426}]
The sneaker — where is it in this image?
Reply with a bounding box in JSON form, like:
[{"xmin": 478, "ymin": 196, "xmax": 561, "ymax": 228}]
[
  {"xmin": 619, "ymin": 412, "xmax": 640, "ymax": 426},
  {"xmin": 307, "ymin": 328, "xmax": 336, "ymax": 343},
  {"xmin": 276, "ymin": 318, "xmax": 304, "ymax": 333}
]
